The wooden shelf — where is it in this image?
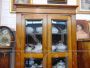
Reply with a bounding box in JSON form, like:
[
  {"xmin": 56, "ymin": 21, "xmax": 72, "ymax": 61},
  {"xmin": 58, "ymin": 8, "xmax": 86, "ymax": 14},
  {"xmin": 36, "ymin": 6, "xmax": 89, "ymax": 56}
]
[
  {"xmin": 0, "ymin": 47, "xmax": 13, "ymax": 49},
  {"xmin": 14, "ymin": 4, "xmax": 78, "ymax": 14},
  {"xmin": 26, "ymin": 33, "xmax": 67, "ymax": 35},
  {"xmin": 51, "ymin": 52, "xmax": 68, "ymax": 57},
  {"xmin": 24, "ymin": 53, "xmax": 43, "ymax": 58},
  {"xmin": 14, "ymin": 4, "xmax": 78, "ymax": 8}
]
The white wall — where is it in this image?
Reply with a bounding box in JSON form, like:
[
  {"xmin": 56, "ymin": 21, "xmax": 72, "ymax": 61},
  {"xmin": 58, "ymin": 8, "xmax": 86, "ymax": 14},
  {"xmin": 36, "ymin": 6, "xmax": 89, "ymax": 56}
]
[
  {"xmin": 0, "ymin": 0, "xmax": 2, "ymax": 24},
  {"xmin": 0, "ymin": 0, "xmax": 90, "ymax": 31},
  {"xmin": 76, "ymin": 14, "xmax": 90, "ymax": 20},
  {"xmin": 67, "ymin": 0, "xmax": 77, "ymax": 5},
  {"xmin": 1, "ymin": 0, "xmax": 16, "ymax": 31}
]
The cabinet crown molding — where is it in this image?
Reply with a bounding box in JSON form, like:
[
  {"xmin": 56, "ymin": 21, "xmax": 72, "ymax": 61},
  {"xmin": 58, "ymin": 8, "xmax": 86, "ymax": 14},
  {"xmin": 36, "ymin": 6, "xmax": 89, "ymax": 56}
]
[{"xmin": 14, "ymin": 4, "xmax": 78, "ymax": 14}]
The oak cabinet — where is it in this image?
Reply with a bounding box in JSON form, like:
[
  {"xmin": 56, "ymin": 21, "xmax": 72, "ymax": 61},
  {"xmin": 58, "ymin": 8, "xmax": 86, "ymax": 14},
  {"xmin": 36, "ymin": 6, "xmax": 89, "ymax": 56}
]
[{"xmin": 15, "ymin": 4, "xmax": 77, "ymax": 68}]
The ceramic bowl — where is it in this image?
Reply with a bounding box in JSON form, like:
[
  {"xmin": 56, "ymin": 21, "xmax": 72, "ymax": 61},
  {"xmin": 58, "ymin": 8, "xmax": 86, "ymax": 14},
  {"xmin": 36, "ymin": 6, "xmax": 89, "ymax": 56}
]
[
  {"xmin": 56, "ymin": 60, "xmax": 65, "ymax": 68},
  {"xmin": 32, "ymin": 43, "xmax": 42, "ymax": 53},
  {"xmin": 36, "ymin": 27, "xmax": 42, "ymax": 33},
  {"xmin": 26, "ymin": 27, "xmax": 34, "ymax": 34},
  {"xmin": 52, "ymin": 27, "xmax": 58, "ymax": 34},
  {"xmin": 56, "ymin": 43, "xmax": 67, "ymax": 52},
  {"xmin": 25, "ymin": 46, "xmax": 32, "ymax": 52}
]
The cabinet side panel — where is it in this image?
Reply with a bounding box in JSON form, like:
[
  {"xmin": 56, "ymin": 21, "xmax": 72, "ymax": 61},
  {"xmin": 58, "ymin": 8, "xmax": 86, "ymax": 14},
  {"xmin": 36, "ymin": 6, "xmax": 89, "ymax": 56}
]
[
  {"xmin": 71, "ymin": 15, "xmax": 77, "ymax": 68},
  {"xmin": 15, "ymin": 13, "xmax": 22, "ymax": 68}
]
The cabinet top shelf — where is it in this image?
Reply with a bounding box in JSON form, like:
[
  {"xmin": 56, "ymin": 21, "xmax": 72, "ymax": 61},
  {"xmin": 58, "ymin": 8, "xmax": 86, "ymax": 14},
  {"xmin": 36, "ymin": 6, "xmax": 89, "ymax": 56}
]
[
  {"xmin": 14, "ymin": 4, "xmax": 78, "ymax": 14},
  {"xmin": 14, "ymin": 4, "xmax": 78, "ymax": 8}
]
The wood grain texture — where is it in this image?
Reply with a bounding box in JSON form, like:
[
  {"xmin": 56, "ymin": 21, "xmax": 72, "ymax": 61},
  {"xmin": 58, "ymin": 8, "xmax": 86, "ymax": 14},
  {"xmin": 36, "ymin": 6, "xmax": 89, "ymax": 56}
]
[
  {"xmin": 0, "ymin": 52, "xmax": 10, "ymax": 68},
  {"xmin": 71, "ymin": 15, "xmax": 77, "ymax": 68},
  {"xmin": 15, "ymin": 13, "xmax": 22, "ymax": 68},
  {"xmin": 15, "ymin": 4, "xmax": 78, "ymax": 8},
  {"xmin": 15, "ymin": 4, "xmax": 78, "ymax": 14},
  {"xmin": 77, "ymin": 41, "xmax": 90, "ymax": 68}
]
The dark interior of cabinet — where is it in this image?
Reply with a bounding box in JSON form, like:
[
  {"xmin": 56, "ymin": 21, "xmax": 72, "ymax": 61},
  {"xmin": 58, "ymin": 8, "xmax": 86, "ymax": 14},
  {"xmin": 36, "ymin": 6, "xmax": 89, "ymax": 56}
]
[
  {"xmin": 26, "ymin": 20, "xmax": 42, "ymax": 44},
  {"xmin": 25, "ymin": 20, "xmax": 67, "ymax": 44},
  {"xmin": 25, "ymin": 58, "xmax": 43, "ymax": 68},
  {"xmin": 48, "ymin": 0, "xmax": 67, "ymax": 4},
  {"xmin": 52, "ymin": 20, "xmax": 67, "ymax": 43},
  {"xmin": 25, "ymin": 20, "xmax": 68, "ymax": 53},
  {"xmin": 52, "ymin": 57, "xmax": 68, "ymax": 68},
  {"xmin": 52, "ymin": 20, "xmax": 68, "ymax": 52}
]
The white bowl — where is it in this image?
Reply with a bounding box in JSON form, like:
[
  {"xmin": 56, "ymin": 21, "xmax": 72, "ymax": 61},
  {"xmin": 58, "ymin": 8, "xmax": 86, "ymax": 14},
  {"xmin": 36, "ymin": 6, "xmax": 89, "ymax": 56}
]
[
  {"xmin": 32, "ymin": 43, "xmax": 42, "ymax": 53},
  {"xmin": 36, "ymin": 27, "xmax": 42, "ymax": 33},
  {"xmin": 26, "ymin": 27, "xmax": 34, "ymax": 34},
  {"xmin": 25, "ymin": 46, "xmax": 32, "ymax": 52},
  {"xmin": 56, "ymin": 43, "xmax": 67, "ymax": 52},
  {"xmin": 52, "ymin": 27, "xmax": 58, "ymax": 34}
]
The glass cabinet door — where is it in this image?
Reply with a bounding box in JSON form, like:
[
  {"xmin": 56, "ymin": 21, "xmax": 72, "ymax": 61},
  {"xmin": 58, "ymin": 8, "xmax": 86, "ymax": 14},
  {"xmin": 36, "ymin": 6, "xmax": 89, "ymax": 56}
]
[
  {"xmin": 20, "ymin": 14, "xmax": 72, "ymax": 68},
  {"xmin": 25, "ymin": 58, "xmax": 43, "ymax": 68},
  {"xmin": 25, "ymin": 20, "xmax": 43, "ymax": 53},
  {"xmin": 47, "ymin": 15, "xmax": 72, "ymax": 68},
  {"xmin": 24, "ymin": 14, "xmax": 47, "ymax": 54},
  {"xmin": 51, "ymin": 20, "xmax": 67, "ymax": 52},
  {"xmin": 52, "ymin": 57, "xmax": 67, "ymax": 68},
  {"xmin": 22, "ymin": 14, "xmax": 47, "ymax": 68}
]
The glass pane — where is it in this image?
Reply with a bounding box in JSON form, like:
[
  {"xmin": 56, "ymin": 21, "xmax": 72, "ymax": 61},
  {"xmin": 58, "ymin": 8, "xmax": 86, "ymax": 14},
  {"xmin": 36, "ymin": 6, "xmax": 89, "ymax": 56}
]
[
  {"xmin": 52, "ymin": 20, "xmax": 67, "ymax": 52},
  {"xmin": 25, "ymin": 20, "xmax": 43, "ymax": 53},
  {"xmin": 47, "ymin": 0, "xmax": 67, "ymax": 4},
  {"xmin": 15, "ymin": 0, "xmax": 29, "ymax": 4},
  {"xmin": 52, "ymin": 57, "xmax": 67, "ymax": 68},
  {"xmin": 0, "ymin": 28, "xmax": 11, "ymax": 47},
  {"xmin": 25, "ymin": 58, "xmax": 43, "ymax": 68}
]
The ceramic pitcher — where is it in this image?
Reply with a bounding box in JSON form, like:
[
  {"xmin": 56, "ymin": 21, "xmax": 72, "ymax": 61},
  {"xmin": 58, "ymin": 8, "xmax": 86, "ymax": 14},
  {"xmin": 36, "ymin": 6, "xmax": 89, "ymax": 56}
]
[{"xmin": 56, "ymin": 60, "xmax": 65, "ymax": 68}]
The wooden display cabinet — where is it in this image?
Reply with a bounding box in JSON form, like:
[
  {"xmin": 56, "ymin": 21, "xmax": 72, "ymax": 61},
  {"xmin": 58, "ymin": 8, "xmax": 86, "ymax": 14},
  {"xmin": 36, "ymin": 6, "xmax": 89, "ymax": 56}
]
[{"xmin": 15, "ymin": 4, "xmax": 78, "ymax": 68}]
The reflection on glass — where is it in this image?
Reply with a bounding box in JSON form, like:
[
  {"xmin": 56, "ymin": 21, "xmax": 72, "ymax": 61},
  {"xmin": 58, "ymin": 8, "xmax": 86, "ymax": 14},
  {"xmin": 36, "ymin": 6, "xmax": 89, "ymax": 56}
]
[
  {"xmin": 52, "ymin": 58, "xmax": 67, "ymax": 68},
  {"xmin": 25, "ymin": 20, "xmax": 43, "ymax": 53},
  {"xmin": 52, "ymin": 20, "xmax": 67, "ymax": 52},
  {"xmin": 25, "ymin": 58, "xmax": 43, "ymax": 68},
  {"xmin": 15, "ymin": 0, "xmax": 29, "ymax": 4},
  {"xmin": 0, "ymin": 28, "xmax": 11, "ymax": 46},
  {"xmin": 47, "ymin": 0, "xmax": 67, "ymax": 4}
]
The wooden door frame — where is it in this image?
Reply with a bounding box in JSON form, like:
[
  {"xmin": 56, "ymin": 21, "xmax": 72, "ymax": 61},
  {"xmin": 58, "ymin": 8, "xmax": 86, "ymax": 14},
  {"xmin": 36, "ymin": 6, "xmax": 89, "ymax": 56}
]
[
  {"xmin": 18, "ymin": 14, "xmax": 47, "ymax": 68},
  {"xmin": 47, "ymin": 14, "xmax": 72, "ymax": 68}
]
